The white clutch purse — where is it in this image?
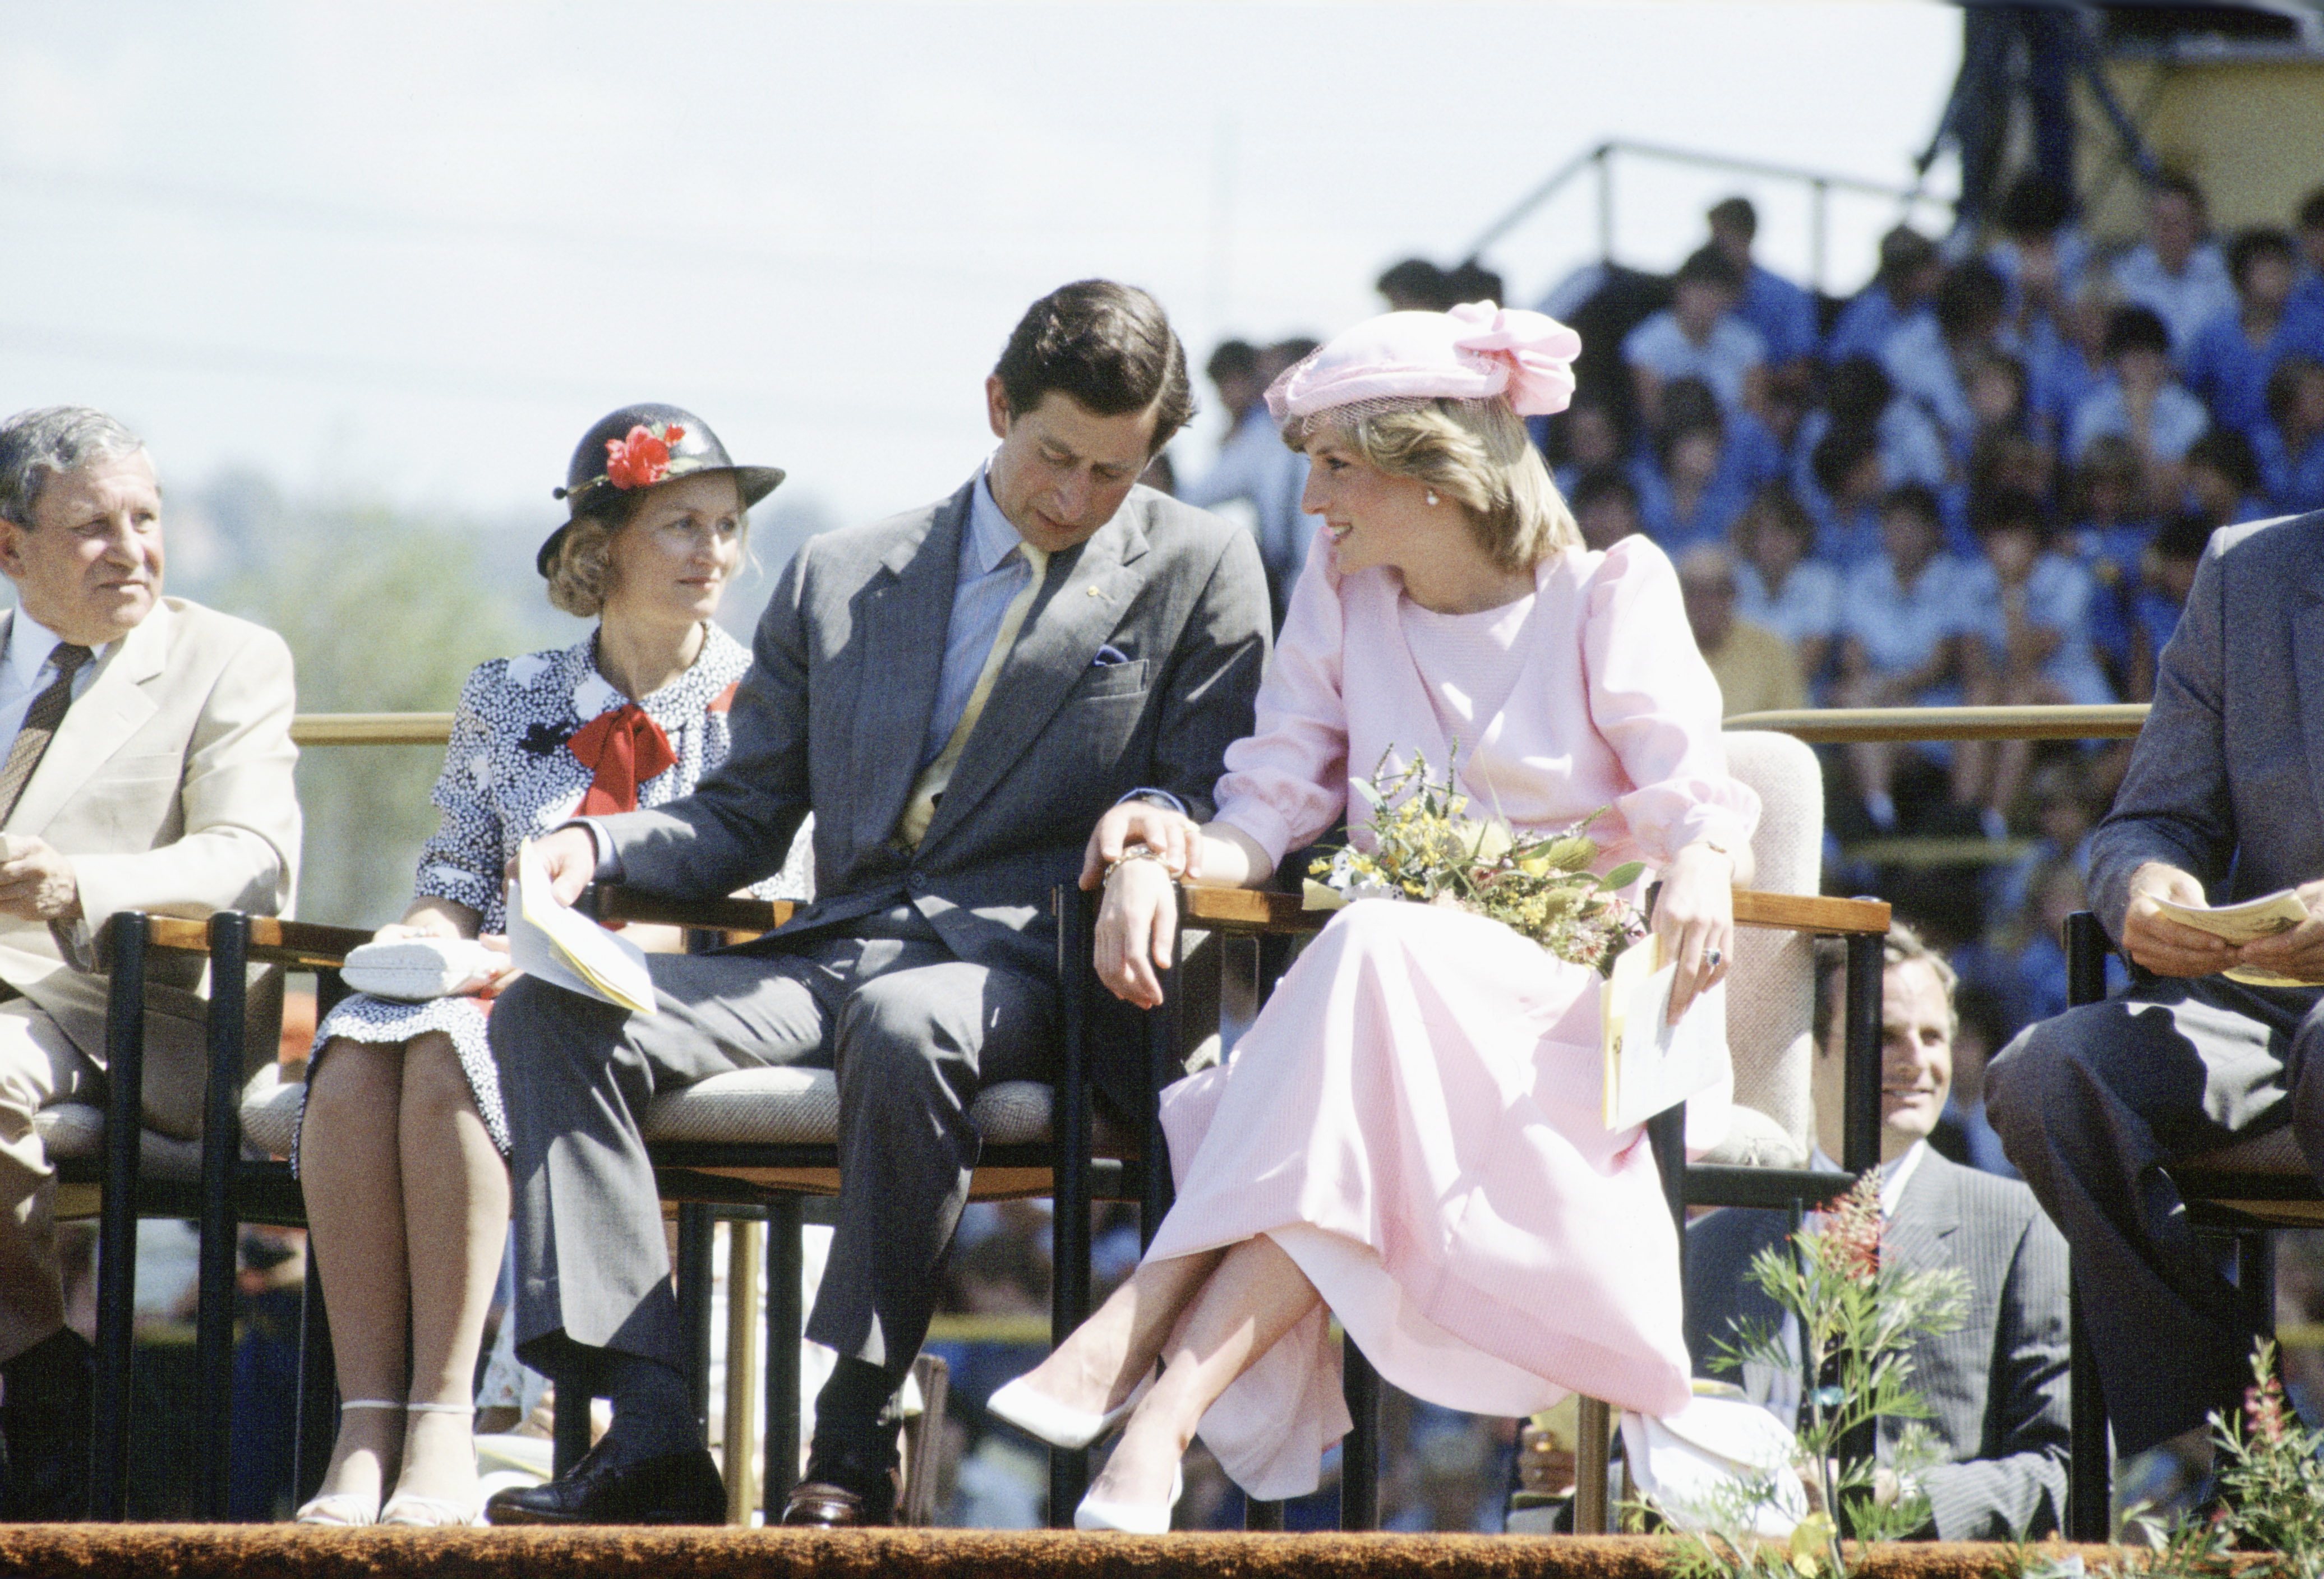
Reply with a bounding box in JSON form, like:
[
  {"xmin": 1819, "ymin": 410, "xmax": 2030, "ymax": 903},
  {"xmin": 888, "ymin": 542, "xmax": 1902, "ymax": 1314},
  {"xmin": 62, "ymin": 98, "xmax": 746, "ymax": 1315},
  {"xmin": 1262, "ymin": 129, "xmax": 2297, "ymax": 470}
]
[{"xmin": 342, "ymin": 936, "xmax": 502, "ymax": 1002}]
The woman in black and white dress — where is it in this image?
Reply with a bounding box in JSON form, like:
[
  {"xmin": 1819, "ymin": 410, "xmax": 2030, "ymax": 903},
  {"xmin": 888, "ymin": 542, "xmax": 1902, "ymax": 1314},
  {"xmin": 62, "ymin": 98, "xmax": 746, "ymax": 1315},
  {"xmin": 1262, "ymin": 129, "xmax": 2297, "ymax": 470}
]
[{"xmin": 294, "ymin": 405, "xmax": 810, "ymax": 1525}]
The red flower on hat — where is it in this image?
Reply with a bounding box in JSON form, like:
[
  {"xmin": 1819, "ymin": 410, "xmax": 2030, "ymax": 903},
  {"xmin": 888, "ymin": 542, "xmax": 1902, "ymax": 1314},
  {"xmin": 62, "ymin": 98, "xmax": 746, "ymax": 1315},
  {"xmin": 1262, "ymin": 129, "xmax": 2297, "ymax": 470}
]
[{"xmin": 603, "ymin": 422, "xmax": 688, "ymax": 490}]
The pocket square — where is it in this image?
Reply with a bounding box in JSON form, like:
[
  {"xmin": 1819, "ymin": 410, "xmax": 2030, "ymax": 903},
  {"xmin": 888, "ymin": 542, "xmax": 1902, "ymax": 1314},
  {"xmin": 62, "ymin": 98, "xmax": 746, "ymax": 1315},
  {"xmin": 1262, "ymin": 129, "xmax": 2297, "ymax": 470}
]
[{"xmin": 1092, "ymin": 644, "xmax": 1131, "ymax": 666}]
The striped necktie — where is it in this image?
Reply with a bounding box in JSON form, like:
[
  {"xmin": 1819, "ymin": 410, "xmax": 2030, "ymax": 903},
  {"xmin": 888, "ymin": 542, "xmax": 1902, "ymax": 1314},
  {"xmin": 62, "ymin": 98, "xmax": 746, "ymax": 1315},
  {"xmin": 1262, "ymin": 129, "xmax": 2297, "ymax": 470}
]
[
  {"xmin": 894, "ymin": 544, "xmax": 1050, "ymax": 847},
  {"xmin": 0, "ymin": 644, "xmax": 93, "ymax": 823}
]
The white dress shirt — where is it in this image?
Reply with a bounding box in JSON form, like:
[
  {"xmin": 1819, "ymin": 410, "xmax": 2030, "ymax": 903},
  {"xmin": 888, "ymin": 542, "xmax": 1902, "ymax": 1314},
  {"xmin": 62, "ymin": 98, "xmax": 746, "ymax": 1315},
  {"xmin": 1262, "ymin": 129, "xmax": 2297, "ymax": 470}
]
[{"xmin": 0, "ymin": 611, "xmax": 106, "ymax": 756}]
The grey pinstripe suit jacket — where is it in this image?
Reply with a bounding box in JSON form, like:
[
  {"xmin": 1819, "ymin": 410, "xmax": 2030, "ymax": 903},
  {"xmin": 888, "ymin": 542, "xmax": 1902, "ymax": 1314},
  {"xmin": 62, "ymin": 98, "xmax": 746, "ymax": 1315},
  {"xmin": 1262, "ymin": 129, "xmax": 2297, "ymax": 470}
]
[
  {"xmin": 1681, "ymin": 1150, "xmax": 2071, "ymax": 1541},
  {"xmin": 596, "ymin": 475, "xmax": 1272, "ymax": 1106}
]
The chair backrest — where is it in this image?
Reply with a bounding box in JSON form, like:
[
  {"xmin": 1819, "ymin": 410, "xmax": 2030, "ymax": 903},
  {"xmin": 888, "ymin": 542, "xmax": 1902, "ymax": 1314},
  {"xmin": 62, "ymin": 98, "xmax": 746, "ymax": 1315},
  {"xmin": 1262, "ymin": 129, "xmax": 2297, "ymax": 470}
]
[{"xmin": 1719, "ymin": 730, "xmax": 1822, "ymax": 1163}]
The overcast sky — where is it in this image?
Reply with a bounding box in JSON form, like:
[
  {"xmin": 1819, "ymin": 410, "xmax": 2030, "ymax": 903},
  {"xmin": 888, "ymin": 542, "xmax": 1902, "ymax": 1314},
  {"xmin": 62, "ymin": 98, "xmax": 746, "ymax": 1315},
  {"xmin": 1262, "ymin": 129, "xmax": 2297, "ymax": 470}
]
[{"xmin": 0, "ymin": 2, "xmax": 1962, "ymax": 550}]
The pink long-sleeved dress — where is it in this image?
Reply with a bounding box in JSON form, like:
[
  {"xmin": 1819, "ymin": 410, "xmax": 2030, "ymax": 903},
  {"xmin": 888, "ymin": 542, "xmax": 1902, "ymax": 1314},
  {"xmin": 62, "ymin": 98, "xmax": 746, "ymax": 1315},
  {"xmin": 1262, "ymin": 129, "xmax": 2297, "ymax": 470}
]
[{"xmin": 1145, "ymin": 529, "xmax": 1761, "ymax": 1500}]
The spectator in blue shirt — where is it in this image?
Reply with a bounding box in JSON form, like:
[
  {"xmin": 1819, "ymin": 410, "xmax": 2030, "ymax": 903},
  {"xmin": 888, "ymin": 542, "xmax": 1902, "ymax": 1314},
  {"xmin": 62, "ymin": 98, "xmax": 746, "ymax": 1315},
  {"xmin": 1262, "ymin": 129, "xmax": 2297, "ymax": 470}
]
[
  {"xmin": 1956, "ymin": 488, "xmax": 2115, "ymax": 836},
  {"xmin": 1988, "ymin": 174, "xmax": 2088, "ymax": 341},
  {"xmin": 2258, "ymin": 354, "xmax": 2324, "ymax": 515},
  {"xmin": 1542, "ymin": 396, "xmax": 1623, "ymax": 496},
  {"xmin": 2067, "ymin": 304, "xmax": 2210, "ymax": 505},
  {"xmin": 2182, "ymin": 429, "xmax": 2268, "ymax": 533},
  {"xmin": 1567, "ymin": 464, "xmax": 1645, "ymax": 554},
  {"xmin": 2125, "ymin": 511, "xmax": 2212, "ymax": 703},
  {"xmin": 1828, "ymin": 224, "xmax": 1943, "ymax": 366},
  {"xmin": 1732, "ymin": 481, "xmax": 1841, "ymax": 692},
  {"xmin": 1624, "ymin": 246, "xmax": 1769, "ymax": 430},
  {"xmin": 1884, "ymin": 260, "xmax": 2014, "ymax": 463},
  {"xmin": 2178, "ymin": 228, "xmax": 2324, "ymax": 441},
  {"xmin": 1833, "ymin": 482, "xmax": 1975, "ymax": 829},
  {"xmin": 2108, "ymin": 172, "xmax": 2238, "ymax": 358},
  {"xmin": 2061, "ymin": 435, "xmax": 2155, "ymax": 691},
  {"xmin": 1707, "ymin": 195, "xmax": 1819, "ymax": 380},
  {"xmin": 1792, "ymin": 355, "xmax": 1950, "ymax": 527},
  {"xmin": 2290, "ymin": 187, "xmax": 2324, "ymax": 324},
  {"xmin": 1629, "ymin": 377, "xmax": 1765, "ymax": 555},
  {"xmin": 1965, "ymin": 349, "xmax": 2044, "ymax": 479},
  {"xmin": 1809, "ymin": 419, "xmax": 1890, "ymax": 570}
]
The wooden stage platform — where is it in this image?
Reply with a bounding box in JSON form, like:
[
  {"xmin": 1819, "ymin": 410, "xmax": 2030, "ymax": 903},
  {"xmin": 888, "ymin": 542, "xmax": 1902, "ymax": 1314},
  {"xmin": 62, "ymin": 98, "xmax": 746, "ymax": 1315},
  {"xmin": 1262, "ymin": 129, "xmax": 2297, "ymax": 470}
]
[{"xmin": 0, "ymin": 1527, "xmax": 2071, "ymax": 1579}]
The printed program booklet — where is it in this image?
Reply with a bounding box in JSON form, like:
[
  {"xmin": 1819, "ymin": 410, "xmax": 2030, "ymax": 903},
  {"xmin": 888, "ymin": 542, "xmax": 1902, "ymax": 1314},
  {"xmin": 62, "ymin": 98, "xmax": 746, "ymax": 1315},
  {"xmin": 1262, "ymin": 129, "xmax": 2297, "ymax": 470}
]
[
  {"xmin": 1601, "ymin": 934, "xmax": 1728, "ymax": 1130},
  {"xmin": 2151, "ymin": 888, "xmax": 2314, "ymax": 989},
  {"xmin": 506, "ymin": 840, "xmax": 657, "ymax": 1014}
]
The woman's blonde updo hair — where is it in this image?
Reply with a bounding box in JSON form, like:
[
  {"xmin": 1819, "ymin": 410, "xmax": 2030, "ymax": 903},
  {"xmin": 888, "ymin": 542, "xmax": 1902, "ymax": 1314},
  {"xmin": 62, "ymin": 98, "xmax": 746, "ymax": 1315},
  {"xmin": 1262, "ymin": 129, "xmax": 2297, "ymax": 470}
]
[
  {"xmin": 542, "ymin": 488, "xmax": 751, "ymax": 618},
  {"xmin": 1293, "ymin": 396, "xmax": 1579, "ymax": 574}
]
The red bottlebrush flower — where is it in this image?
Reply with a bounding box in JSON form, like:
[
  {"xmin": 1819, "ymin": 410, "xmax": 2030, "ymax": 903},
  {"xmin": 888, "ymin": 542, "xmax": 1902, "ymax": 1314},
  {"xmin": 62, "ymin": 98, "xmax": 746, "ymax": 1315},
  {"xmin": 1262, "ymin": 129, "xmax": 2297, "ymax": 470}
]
[
  {"xmin": 605, "ymin": 423, "xmax": 676, "ymax": 490},
  {"xmin": 1814, "ymin": 1174, "xmax": 1885, "ymax": 1281}
]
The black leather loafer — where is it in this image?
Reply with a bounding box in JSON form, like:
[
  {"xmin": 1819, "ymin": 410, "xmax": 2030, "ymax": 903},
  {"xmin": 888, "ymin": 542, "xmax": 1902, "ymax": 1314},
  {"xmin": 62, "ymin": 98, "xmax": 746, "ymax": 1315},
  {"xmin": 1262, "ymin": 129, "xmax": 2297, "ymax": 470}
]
[
  {"xmin": 778, "ymin": 1443, "xmax": 899, "ymax": 1527},
  {"xmin": 484, "ymin": 1438, "xmax": 725, "ymax": 1525}
]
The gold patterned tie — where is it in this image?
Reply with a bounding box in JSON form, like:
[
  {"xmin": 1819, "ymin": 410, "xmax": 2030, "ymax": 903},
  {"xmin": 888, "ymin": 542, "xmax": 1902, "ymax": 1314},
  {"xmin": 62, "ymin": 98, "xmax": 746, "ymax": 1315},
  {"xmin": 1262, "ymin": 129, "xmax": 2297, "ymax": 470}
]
[
  {"xmin": 0, "ymin": 643, "xmax": 93, "ymax": 824},
  {"xmin": 895, "ymin": 544, "xmax": 1050, "ymax": 847}
]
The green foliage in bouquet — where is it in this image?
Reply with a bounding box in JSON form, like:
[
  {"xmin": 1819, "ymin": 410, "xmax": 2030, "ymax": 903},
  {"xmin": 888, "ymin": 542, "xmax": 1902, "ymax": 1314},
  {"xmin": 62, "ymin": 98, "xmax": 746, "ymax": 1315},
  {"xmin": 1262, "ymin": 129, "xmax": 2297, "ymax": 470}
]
[{"xmin": 1307, "ymin": 750, "xmax": 1648, "ymax": 974}]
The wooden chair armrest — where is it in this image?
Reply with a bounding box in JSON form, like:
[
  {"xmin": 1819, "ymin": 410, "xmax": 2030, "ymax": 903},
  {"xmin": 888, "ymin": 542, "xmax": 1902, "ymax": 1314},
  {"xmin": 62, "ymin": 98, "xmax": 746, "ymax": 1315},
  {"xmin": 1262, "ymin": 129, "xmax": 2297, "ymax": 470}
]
[
  {"xmin": 586, "ymin": 884, "xmax": 795, "ymax": 935},
  {"xmin": 1732, "ymin": 891, "xmax": 1889, "ymax": 935},
  {"xmin": 1177, "ymin": 885, "xmax": 1888, "ymax": 937},
  {"xmin": 105, "ymin": 913, "xmax": 376, "ymax": 969}
]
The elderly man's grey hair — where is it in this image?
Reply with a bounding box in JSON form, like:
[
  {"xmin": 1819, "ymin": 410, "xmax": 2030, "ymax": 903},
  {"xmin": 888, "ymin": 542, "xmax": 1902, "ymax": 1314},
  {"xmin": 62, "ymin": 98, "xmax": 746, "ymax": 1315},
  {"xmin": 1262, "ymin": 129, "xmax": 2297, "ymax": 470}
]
[{"xmin": 0, "ymin": 407, "xmax": 149, "ymax": 528}]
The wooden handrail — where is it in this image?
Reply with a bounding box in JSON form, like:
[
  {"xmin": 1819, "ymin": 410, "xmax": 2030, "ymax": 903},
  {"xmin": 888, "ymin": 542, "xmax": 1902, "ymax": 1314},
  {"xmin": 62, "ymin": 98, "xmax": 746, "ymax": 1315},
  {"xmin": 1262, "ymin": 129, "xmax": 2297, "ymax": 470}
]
[
  {"xmin": 1726, "ymin": 703, "xmax": 2148, "ymax": 744},
  {"xmin": 292, "ymin": 713, "xmax": 457, "ymax": 746},
  {"xmin": 294, "ymin": 703, "xmax": 2156, "ymax": 752}
]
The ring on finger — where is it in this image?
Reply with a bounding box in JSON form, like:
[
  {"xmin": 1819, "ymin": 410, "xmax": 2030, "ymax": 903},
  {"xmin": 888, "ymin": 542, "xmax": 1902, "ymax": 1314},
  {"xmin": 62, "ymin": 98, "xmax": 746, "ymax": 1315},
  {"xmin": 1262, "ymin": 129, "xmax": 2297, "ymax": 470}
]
[{"xmin": 1703, "ymin": 947, "xmax": 1723, "ymax": 972}]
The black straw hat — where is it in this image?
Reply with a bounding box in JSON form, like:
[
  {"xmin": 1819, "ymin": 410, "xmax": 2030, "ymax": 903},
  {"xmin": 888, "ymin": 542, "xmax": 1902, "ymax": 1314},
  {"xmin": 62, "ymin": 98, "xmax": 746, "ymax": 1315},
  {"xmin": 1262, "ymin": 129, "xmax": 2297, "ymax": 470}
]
[{"xmin": 537, "ymin": 403, "xmax": 784, "ymax": 577}]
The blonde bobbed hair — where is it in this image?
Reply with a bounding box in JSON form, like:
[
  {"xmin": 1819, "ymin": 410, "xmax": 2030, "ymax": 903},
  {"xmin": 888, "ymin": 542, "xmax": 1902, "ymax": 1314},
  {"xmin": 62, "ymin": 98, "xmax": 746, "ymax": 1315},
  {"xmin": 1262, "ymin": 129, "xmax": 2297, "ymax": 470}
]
[
  {"xmin": 1290, "ymin": 396, "xmax": 1579, "ymax": 574},
  {"xmin": 543, "ymin": 484, "xmax": 752, "ymax": 619}
]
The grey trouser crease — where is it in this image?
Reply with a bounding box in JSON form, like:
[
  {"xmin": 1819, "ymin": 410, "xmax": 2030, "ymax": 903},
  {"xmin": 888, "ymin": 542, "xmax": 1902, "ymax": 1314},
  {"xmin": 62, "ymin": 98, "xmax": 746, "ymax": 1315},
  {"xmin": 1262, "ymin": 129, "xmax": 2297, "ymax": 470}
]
[
  {"xmin": 1987, "ymin": 972, "xmax": 2324, "ymax": 1453},
  {"xmin": 488, "ymin": 917, "xmax": 1055, "ymax": 1393}
]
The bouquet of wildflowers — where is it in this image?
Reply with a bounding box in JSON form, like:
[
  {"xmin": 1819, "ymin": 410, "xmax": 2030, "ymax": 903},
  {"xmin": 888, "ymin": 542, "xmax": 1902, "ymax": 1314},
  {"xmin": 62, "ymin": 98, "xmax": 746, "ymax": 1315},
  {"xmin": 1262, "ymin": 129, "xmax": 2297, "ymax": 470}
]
[{"xmin": 1304, "ymin": 750, "xmax": 1648, "ymax": 975}]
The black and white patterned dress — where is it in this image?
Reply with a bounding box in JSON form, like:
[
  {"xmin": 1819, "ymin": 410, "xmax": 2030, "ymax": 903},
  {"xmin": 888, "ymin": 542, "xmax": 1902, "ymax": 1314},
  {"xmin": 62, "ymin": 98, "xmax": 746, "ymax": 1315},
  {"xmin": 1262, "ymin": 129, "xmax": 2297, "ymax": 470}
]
[{"xmin": 301, "ymin": 623, "xmax": 811, "ymax": 1166}]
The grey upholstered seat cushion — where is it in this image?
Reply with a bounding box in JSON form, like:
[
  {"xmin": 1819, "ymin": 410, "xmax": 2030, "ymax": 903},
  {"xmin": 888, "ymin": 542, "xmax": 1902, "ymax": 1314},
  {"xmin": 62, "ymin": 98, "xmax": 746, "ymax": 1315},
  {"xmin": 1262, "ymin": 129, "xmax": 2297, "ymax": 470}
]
[{"xmin": 240, "ymin": 1062, "xmax": 1062, "ymax": 1156}]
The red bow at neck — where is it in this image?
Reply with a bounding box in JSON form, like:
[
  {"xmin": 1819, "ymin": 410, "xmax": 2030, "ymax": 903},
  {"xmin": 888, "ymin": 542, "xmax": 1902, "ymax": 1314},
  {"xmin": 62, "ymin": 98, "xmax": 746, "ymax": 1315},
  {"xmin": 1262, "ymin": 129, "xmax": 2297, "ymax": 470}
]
[{"xmin": 569, "ymin": 703, "xmax": 677, "ymax": 816}]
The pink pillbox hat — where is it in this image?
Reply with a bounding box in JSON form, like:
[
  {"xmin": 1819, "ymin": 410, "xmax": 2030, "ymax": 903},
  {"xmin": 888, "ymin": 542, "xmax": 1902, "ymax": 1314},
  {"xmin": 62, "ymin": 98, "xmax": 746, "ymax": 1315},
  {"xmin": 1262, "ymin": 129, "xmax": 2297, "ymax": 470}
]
[{"xmin": 1265, "ymin": 299, "xmax": 1583, "ymax": 424}]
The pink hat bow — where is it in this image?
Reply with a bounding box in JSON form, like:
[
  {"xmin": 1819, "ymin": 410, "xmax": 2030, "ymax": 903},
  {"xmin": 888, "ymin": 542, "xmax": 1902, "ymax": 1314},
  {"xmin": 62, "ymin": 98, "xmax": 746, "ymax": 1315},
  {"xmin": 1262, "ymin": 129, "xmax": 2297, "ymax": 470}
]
[
  {"xmin": 1444, "ymin": 301, "xmax": 1582, "ymax": 417},
  {"xmin": 1265, "ymin": 299, "xmax": 1584, "ymax": 423}
]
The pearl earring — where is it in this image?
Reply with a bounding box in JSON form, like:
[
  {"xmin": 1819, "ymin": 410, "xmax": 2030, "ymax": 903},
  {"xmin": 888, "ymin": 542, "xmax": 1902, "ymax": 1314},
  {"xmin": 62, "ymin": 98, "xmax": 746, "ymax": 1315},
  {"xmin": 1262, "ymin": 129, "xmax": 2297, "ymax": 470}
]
[{"xmin": 1426, "ymin": 490, "xmax": 1440, "ymax": 506}]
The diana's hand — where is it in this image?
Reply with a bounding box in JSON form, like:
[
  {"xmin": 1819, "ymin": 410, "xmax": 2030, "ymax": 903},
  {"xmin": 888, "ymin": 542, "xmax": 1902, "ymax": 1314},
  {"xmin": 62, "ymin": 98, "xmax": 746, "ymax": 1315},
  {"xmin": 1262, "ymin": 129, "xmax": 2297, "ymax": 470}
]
[{"xmin": 1656, "ymin": 842, "xmax": 1736, "ymax": 1024}]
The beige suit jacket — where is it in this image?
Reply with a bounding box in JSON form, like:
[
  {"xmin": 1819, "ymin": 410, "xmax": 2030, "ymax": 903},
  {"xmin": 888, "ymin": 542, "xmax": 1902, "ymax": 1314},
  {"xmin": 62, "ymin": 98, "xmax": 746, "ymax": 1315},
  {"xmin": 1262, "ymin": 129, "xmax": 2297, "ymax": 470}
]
[{"xmin": 0, "ymin": 597, "xmax": 300, "ymax": 1123}]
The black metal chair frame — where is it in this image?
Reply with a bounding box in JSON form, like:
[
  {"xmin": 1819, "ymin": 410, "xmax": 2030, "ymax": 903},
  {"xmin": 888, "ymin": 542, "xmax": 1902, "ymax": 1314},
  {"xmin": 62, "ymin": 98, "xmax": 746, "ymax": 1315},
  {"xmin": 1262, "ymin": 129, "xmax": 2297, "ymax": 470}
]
[
  {"xmin": 581, "ymin": 883, "xmax": 1151, "ymax": 1526},
  {"xmin": 76, "ymin": 908, "xmax": 366, "ymax": 1520}
]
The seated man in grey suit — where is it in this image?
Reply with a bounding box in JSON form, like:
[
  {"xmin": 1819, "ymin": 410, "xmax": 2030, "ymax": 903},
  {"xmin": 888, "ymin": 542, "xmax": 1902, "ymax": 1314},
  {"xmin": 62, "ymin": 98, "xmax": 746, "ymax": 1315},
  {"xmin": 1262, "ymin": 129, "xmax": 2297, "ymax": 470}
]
[
  {"xmin": 0, "ymin": 406, "xmax": 300, "ymax": 1520},
  {"xmin": 1685, "ymin": 925, "xmax": 2070, "ymax": 1540},
  {"xmin": 486, "ymin": 281, "xmax": 1272, "ymax": 1527},
  {"xmin": 1990, "ymin": 507, "xmax": 2324, "ymax": 1463}
]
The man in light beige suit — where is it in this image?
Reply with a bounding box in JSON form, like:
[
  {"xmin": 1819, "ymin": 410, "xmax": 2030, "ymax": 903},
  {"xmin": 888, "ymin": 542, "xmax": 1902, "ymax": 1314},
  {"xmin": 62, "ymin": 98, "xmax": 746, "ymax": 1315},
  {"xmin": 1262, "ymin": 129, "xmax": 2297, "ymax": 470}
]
[{"xmin": 0, "ymin": 406, "xmax": 299, "ymax": 1520}]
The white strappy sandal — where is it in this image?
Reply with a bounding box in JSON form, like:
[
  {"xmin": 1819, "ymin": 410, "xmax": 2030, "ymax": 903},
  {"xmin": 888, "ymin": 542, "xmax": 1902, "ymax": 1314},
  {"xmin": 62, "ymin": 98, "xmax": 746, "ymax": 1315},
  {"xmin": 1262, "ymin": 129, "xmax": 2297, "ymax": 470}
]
[
  {"xmin": 377, "ymin": 1402, "xmax": 486, "ymax": 1527},
  {"xmin": 294, "ymin": 1400, "xmax": 403, "ymax": 1526}
]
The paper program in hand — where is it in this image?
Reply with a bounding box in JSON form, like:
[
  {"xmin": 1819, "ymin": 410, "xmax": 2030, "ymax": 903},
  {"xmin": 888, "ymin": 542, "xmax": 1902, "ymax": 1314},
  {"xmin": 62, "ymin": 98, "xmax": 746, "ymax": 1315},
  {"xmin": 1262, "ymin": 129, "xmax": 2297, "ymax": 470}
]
[
  {"xmin": 507, "ymin": 840, "xmax": 657, "ymax": 1015},
  {"xmin": 2151, "ymin": 888, "xmax": 2314, "ymax": 988},
  {"xmin": 1602, "ymin": 935, "xmax": 1728, "ymax": 1130}
]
